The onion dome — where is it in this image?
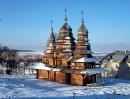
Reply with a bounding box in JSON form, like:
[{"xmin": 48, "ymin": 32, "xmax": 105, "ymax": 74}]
[
  {"xmin": 49, "ymin": 32, "xmax": 55, "ymax": 43},
  {"xmin": 78, "ymin": 24, "xmax": 88, "ymax": 33},
  {"xmin": 60, "ymin": 17, "xmax": 72, "ymax": 32},
  {"xmin": 48, "ymin": 21, "xmax": 55, "ymax": 43},
  {"xmin": 77, "ymin": 12, "xmax": 88, "ymax": 36}
]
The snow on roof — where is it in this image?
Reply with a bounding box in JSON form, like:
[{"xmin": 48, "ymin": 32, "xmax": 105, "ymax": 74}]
[
  {"xmin": 63, "ymin": 48, "xmax": 72, "ymax": 52},
  {"xmin": 52, "ymin": 68, "xmax": 61, "ymax": 72},
  {"xmin": 80, "ymin": 68, "xmax": 108, "ymax": 75},
  {"xmin": 31, "ymin": 63, "xmax": 61, "ymax": 72},
  {"xmin": 65, "ymin": 37, "xmax": 71, "ymax": 39},
  {"xmin": 32, "ymin": 63, "xmax": 51, "ymax": 70},
  {"xmin": 48, "ymin": 43, "xmax": 53, "ymax": 46},
  {"xmin": 85, "ymin": 42, "xmax": 90, "ymax": 45},
  {"xmin": 63, "ymin": 42, "xmax": 71, "ymax": 44},
  {"xmin": 68, "ymin": 56, "xmax": 73, "ymax": 61},
  {"xmin": 75, "ymin": 57, "xmax": 97, "ymax": 63},
  {"xmin": 46, "ymin": 50, "xmax": 53, "ymax": 53}
]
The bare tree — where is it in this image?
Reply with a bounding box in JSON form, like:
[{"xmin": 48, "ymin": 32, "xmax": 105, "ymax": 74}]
[{"xmin": 0, "ymin": 44, "xmax": 19, "ymax": 75}]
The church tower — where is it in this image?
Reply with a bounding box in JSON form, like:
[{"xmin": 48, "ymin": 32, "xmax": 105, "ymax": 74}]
[
  {"xmin": 54, "ymin": 9, "xmax": 75, "ymax": 67},
  {"xmin": 74, "ymin": 11, "xmax": 93, "ymax": 59},
  {"xmin": 42, "ymin": 21, "xmax": 56, "ymax": 66},
  {"xmin": 71, "ymin": 12, "xmax": 96, "ymax": 86}
]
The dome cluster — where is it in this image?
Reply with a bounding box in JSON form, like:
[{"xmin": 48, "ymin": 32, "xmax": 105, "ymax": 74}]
[{"xmin": 41, "ymin": 11, "xmax": 99, "ymax": 86}]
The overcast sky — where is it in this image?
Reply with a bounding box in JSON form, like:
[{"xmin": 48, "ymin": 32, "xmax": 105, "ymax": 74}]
[{"xmin": 0, "ymin": 0, "xmax": 130, "ymax": 52}]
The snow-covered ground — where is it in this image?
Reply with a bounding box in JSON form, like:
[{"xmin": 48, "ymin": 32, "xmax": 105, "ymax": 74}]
[{"xmin": 0, "ymin": 75, "xmax": 130, "ymax": 99}]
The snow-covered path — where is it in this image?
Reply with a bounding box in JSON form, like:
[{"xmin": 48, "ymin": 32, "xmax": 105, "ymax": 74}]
[{"xmin": 0, "ymin": 76, "xmax": 130, "ymax": 99}]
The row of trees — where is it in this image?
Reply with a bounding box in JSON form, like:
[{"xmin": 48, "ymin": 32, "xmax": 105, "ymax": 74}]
[
  {"xmin": 0, "ymin": 44, "xmax": 19, "ymax": 74},
  {"xmin": 0, "ymin": 44, "xmax": 42, "ymax": 75}
]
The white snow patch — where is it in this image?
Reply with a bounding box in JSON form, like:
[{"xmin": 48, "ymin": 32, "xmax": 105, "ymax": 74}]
[
  {"xmin": 32, "ymin": 63, "xmax": 51, "ymax": 70},
  {"xmin": 75, "ymin": 57, "xmax": 97, "ymax": 63},
  {"xmin": 65, "ymin": 37, "xmax": 71, "ymax": 39},
  {"xmin": 0, "ymin": 76, "xmax": 130, "ymax": 99},
  {"xmin": 80, "ymin": 68, "xmax": 108, "ymax": 75},
  {"xmin": 31, "ymin": 63, "xmax": 61, "ymax": 72}
]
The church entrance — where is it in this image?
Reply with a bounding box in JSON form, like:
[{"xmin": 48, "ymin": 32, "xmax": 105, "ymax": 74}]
[
  {"xmin": 83, "ymin": 75, "xmax": 94, "ymax": 86},
  {"xmin": 66, "ymin": 73, "xmax": 71, "ymax": 84}
]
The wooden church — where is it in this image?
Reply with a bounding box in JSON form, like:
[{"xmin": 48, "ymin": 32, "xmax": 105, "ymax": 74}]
[{"xmin": 37, "ymin": 11, "xmax": 105, "ymax": 86}]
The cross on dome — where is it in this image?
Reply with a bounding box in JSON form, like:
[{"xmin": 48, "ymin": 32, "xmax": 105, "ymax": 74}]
[
  {"xmin": 50, "ymin": 20, "xmax": 53, "ymax": 33},
  {"xmin": 81, "ymin": 10, "xmax": 84, "ymax": 24},
  {"xmin": 64, "ymin": 8, "xmax": 68, "ymax": 23},
  {"xmin": 65, "ymin": 8, "xmax": 68, "ymax": 17}
]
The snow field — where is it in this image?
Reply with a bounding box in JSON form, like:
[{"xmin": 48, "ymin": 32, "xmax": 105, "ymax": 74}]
[{"xmin": 0, "ymin": 75, "xmax": 130, "ymax": 99}]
